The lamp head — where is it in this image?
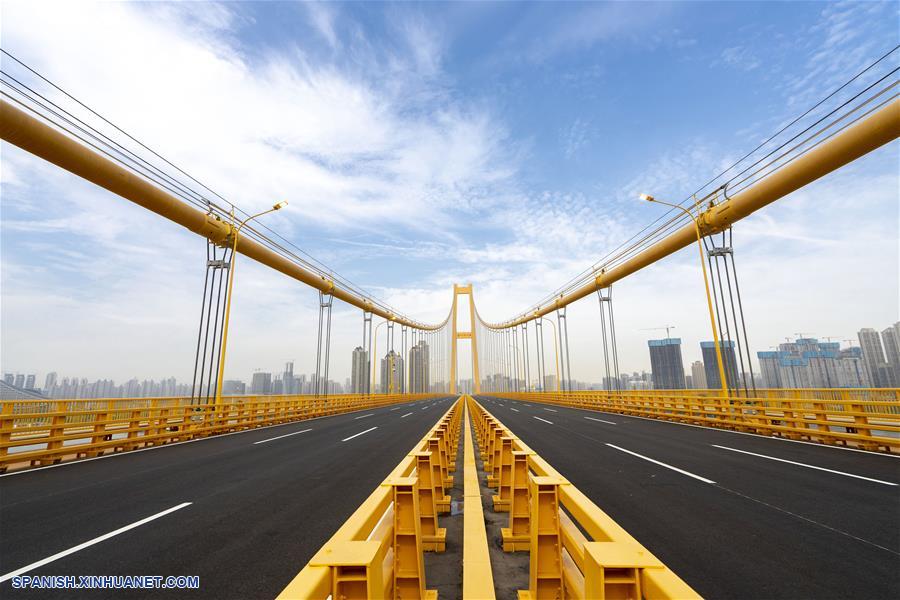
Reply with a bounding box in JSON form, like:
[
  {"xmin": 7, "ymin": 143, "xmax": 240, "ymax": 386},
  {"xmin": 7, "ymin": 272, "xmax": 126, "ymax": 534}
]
[
  {"xmin": 272, "ymin": 200, "xmax": 288, "ymax": 210},
  {"xmin": 639, "ymin": 193, "xmax": 655, "ymax": 202}
]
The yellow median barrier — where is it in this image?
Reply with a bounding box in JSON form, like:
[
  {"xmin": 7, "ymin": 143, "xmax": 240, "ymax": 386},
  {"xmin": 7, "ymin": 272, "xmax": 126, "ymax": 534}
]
[{"xmin": 462, "ymin": 396, "xmax": 496, "ymax": 599}]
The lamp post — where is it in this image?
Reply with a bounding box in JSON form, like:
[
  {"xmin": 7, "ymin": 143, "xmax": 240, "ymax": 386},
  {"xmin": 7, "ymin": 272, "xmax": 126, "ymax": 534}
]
[
  {"xmin": 214, "ymin": 201, "xmax": 287, "ymax": 407},
  {"xmin": 639, "ymin": 193, "xmax": 729, "ymax": 398}
]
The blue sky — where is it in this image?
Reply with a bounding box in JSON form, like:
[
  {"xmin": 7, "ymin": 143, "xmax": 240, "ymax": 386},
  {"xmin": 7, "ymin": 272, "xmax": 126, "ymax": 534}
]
[{"xmin": 1, "ymin": 1, "xmax": 898, "ymax": 385}]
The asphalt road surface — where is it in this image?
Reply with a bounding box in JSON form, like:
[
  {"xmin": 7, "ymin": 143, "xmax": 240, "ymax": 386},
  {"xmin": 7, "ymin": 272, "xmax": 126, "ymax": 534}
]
[
  {"xmin": 0, "ymin": 396, "xmax": 457, "ymax": 599},
  {"xmin": 475, "ymin": 395, "xmax": 900, "ymax": 600}
]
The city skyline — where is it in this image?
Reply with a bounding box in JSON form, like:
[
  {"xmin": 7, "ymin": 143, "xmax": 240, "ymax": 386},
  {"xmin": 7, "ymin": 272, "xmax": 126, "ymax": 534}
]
[
  {"xmin": 9, "ymin": 320, "xmax": 898, "ymax": 398},
  {"xmin": 1, "ymin": 2, "xmax": 897, "ymax": 385}
]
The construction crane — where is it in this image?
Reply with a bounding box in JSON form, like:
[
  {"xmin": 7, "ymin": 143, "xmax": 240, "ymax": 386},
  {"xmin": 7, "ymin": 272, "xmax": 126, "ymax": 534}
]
[{"xmin": 642, "ymin": 326, "xmax": 676, "ymax": 339}]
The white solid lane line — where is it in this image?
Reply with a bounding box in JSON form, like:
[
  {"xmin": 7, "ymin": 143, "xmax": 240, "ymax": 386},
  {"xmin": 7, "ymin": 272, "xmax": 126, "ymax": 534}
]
[
  {"xmin": 584, "ymin": 417, "xmax": 617, "ymax": 425},
  {"xmin": 533, "ymin": 416, "xmax": 554, "ymax": 425},
  {"xmin": 421, "ymin": 407, "xmax": 429, "ymax": 410},
  {"xmin": 510, "ymin": 408, "xmax": 520, "ymax": 412},
  {"xmin": 0, "ymin": 502, "xmax": 192, "ymax": 583},
  {"xmin": 606, "ymin": 444, "xmax": 715, "ymax": 484},
  {"xmin": 544, "ymin": 408, "xmax": 558, "ymax": 412},
  {"xmin": 253, "ymin": 429, "xmax": 312, "ymax": 445},
  {"xmin": 400, "ymin": 413, "xmax": 413, "ymax": 418},
  {"xmin": 390, "ymin": 407, "xmax": 401, "ymax": 411},
  {"xmin": 342, "ymin": 427, "xmax": 378, "ymax": 442},
  {"xmin": 354, "ymin": 414, "xmax": 375, "ymax": 420},
  {"xmin": 712, "ymin": 445, "xmax": 898, "ymax": 486}
]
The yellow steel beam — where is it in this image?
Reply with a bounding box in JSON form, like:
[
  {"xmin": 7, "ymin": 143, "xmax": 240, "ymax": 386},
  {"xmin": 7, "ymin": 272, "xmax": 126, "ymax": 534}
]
[
  {"xmin": 486, "ymin": 98, "xmax": 900, "ymax": 328},
  {"xmin": 0, "ymin": 100, "xmax": 445, "ymax": 331},
  {"xmin": 4, "ymin": 94, "xmax": 896, "ymax": 331}
]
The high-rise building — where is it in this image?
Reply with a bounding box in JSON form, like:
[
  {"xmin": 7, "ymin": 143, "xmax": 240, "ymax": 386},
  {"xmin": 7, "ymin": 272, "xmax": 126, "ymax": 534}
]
[
  {"xmin": 380, "ymin": 350, "xmax": 403, "ymax": 394},
  {"xmin": 701, "ymin": 341, "xmax": 739, "ymax": 391},
  {"xmin": 409, "ymin": 340, "xmax": 430, "ymax": 393},
  {"xmin": 13, "ymin": 374, "xmax": 25, "ymax": 389},
  {"xmin": 543, "ymin": 374, "xmax": 557, "ymax": 392},
  {"xmin": 757, "ymin": 352, "xmax": 781, "ymax": 388},
  {"xmin": 690, "ymin": 361, "xmax": 707, "ymax": 389},
  {"xmin": 351, "ymin": 347, "xmax": 369, "ymax": 393},
  {"xmin": 835, "ymin": 347, "xmax": 871, "ymax": 388},
  {"xmin": 43, "ymin": 372, "xmax": 58, "ymax": 393},
  {"xmin": 24, "ymin": 374, "xmax": 36, "ymax": 390},
  {"xmin": 858, "ymin": 328, "xmax": 891, "ymax": 387},
  {"xmin": 881, "ymin": 323, "xmax": 900, "ymax": 386},
  {"xmin": 3, "ymin": 374, "xmax": 13, "ymax": 386},
  {"xmin": 758, "ymin": 337, "xmax": 872, "ymax": 389},
  {"xmin": 250, "ymin": 371, "xmax": 272, "ymax": 395},
  {"xmin": 222, "ymin": 379, "xmax": 246, "ymax": 395},
  {"xmin": 281, "ymin": 362, "xmax": 295, "ymax": 395},
  {"xmin": 648, "ymin": 338, "xmax": 685, "ymax": 389}
]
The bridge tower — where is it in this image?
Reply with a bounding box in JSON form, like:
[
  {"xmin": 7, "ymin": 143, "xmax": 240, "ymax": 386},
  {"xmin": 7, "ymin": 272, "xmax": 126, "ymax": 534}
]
[{"xmin": 450, "ymin": 283, "xmax": 480, "ymax": 394}]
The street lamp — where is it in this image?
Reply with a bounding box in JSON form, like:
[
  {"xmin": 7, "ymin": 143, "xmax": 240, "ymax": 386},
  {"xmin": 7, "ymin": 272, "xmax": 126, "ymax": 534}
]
[
  {"xmin": 639, "ymin": 193, "xmax": 729, "ymax": 397},
  {"xmin": 214, "ymin": 201, "xmax": 287, "ymax": 407}
]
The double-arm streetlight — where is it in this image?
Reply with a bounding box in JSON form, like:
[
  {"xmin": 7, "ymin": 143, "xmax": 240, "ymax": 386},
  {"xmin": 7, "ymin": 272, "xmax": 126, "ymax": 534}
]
[
  {"xmin": 214, "ymin": 201, "xmax": 288, "ymax": 407},
  {"xmin": 639, "ymin": 193, "xmax": 729, "ymax": 397}
]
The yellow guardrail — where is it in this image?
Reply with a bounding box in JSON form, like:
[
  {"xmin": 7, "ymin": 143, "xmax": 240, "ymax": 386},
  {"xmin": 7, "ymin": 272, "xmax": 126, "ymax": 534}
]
[
  {"xmin": 486, "ymin": 390, "xmax": 900, "ymax": 453},
  {"xmin": 0, "ymin": 393, "xmax": 442, "ymax": 472},
  {"xmin": 461, "ymin": 396, "xmax": 496, "ymax": 600},
  {"xmin": 278, "ymin": 397, "xmax": 463, "ymax": 599},
  {"xmin": 467, "ymin": 397, "xmax": 701, "ymax": 600}
]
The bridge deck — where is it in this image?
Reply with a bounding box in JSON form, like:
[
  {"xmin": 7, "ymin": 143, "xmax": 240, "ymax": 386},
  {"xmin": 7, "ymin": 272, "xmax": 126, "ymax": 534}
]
[
  {"xmin": 476, "ymin": 395, "xmax": 900, "ymax": 600},
  {"xmin": 0, "ymin": 397, "xmax": 455, "ymax": 599}
]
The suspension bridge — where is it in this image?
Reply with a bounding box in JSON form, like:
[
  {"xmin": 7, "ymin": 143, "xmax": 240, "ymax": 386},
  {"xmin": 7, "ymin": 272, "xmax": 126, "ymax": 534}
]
[{"xmin": 1, "ymin": 49, "xmax": 899, "ymax": 600}]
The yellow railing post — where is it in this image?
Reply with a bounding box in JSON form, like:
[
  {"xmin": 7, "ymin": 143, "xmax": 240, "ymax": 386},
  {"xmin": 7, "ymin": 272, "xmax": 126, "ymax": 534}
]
[
  {"xmin": 502, "ymin": 449, "xmax": 533, "ymax": 552},
  {"xmin": 493, "ymin": 435, "xmax": 515, "ymax": 512},
  {"xmin": 44, "ymin": 400, "xmax": 68, "ymax": 463},
  {"xmin": 427, "ymin": 436, "xmax": 450, "ymax": 514},
  {"xmin": 583, "ymin": 542, "xmax": 664, "ymax": 600},
  {"xmin": 390, "ymin": 475, "xmax": 437, "ymax": 600},
  {"xmin": 0, "ymin": 401, "xmax": 13, "ymax": 469},
  {"xmin": 850, "ymin": 402, "xmax": 876, "ymax": 451},
  {"xmin": 520, "ymin": 473, "xmax": 567, "ymax": 600},
  {"xmin": 488, "ymin": 423, "xmax": 503, "ymax": 488},
  {"xmin": 415, "ymin": 451, "xmax": 447, "ymax": 552},
  {"xmin": 87, "ymin": 401, "xmax": 110, "ymax": 457}
]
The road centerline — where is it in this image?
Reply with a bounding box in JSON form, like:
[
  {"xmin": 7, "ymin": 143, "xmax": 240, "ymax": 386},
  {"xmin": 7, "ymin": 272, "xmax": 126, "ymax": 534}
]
[
  {"xmin": 342, "ymin": 427, "xmax": 378, "ymax": 442},
  {"xmin": 606, "ymin": 443, "xmax": 715, "ymax": 484},
  {"xmin": 712, "ymin": 444, "xmax": 898, "ymax": 486},
  {"xmin": 0, "ymin": 502, "xmax": 192, "ymax": 583},
  {"xmin": 253, "ymin": 429, "xmax": 312, "ymax": 445}
]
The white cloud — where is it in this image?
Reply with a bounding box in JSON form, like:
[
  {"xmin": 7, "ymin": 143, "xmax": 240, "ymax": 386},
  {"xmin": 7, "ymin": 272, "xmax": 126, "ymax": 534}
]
[
  {"xmin": 718, "ymin": 46, "xmax": 761, "ymax": 71},
  {"xmin": 1, "ymin": 1, "xmax": 896, "ymax": 391},
  {"xmin": 303, "ymin": 2, "xmax": 340, "ymax": 49}
]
